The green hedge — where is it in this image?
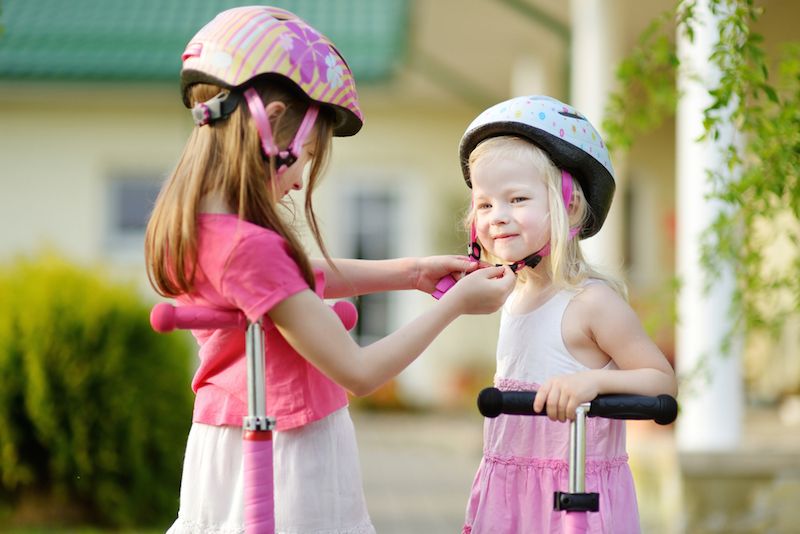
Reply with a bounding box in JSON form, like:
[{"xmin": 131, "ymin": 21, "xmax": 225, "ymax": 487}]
[{"xmin": 0, "ymin": 255, "xmax": 193, "ymax": 528}]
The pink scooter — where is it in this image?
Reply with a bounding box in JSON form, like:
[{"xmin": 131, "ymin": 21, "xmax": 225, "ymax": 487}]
[{"xmin": 150, "ymin": 301, "xmax": 357, "ymax": 534}]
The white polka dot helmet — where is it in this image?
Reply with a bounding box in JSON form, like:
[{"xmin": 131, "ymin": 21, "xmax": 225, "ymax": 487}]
[{"xmin": 459, "ymin": 95, "xmax": 615, "ymax": 238}]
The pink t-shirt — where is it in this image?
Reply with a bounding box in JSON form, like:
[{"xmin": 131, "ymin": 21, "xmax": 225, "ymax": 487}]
[{"xmin": 178, "ymin": 213, "xmax": 348, "ymax": 431}]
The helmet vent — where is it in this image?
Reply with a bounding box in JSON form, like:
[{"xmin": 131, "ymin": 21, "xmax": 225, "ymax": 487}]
[{"xmin": 558, "ymin": 110, "xmax": 586, "ymax": 121}]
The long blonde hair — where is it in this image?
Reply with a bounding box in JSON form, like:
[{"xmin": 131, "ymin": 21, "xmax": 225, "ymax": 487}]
[
  {"xmin": 145, "ymin": 78, "xmax": 335, "ymax": 297},
  {"xmin": 466, "ymin": 136, "xmax": 627, "ymax": 298}
]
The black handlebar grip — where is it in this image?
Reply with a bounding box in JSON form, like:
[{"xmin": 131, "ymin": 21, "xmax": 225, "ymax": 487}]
[
  {"xmin": 477, "ymin": 387, "xmax": 678, "ymax": 425},
  {"xmin": 478, "ymin": 387, "xmax": 539, "ymax": 418},
  {"xmin": 588, "ymin": 394, "xmax": 678, "ymax": 425}
]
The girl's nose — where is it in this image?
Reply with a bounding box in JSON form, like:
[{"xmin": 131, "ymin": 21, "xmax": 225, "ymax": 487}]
[
  {"xmin": 490, "ymin": 208, "xmax": 509, "ymax": 225},
  {"xmin": 292, "ymin": 180, "xmax": 303, "ymax": 191}
]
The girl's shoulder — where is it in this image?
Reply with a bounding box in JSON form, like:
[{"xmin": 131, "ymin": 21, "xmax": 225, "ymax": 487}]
[
  {"xmin": 571, "ymin": 279, "xmax": 628, "ymax": 312},
  {"xmin": 198, "ymin": 215, "xmax": 309, "ymax": 321},
  {"xmin": 199, "ymin": 213, "xmax": 289, "ymax": 252},
  {"xmin": 568, "ymin": 279, "xmax": 644, "ymax": 341},
  {"xmin": 197, "ymin": 213, "xmax": 302, "ymax": 284},
  {"xmin": 199, "ymin": 213, "xmax": 277, "ymax": 237}
]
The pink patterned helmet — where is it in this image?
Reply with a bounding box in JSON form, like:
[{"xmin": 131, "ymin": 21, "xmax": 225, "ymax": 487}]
[
  {"xmin": 180, "ymin": 6, "xmax": 363, "ymax": 137},
  {"xmin": 460, "ymin": 95, "xmax": 615, "ymax": 238}
]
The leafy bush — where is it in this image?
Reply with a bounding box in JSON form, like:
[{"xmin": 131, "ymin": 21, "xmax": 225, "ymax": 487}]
[{"xmin": 0, "ymin": 254, "xmax": 193, "ymax": 528}]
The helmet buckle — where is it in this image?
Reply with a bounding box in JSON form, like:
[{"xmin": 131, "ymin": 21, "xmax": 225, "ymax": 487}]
[
  {"xmin": 191, "ymin": 91, "xmax": 241, "ymax": 126},
  {"xmin": 274, "ymin": 151, "xmax": 297, "ymax": 174}
]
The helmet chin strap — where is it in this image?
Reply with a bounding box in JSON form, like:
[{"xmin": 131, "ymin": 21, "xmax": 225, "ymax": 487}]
[
  {"xmin": 470, "ymin": 169, "xmax": 578, "ymax": 273},
  {"xmin": 243, "ymin": 87, "xmax": 319, "ymax": 175}
]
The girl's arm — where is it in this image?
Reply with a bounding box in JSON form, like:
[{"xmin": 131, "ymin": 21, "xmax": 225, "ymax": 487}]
[
  {"xmin": 534, "ymin": 283, "xmax": 678, "ymax": 421},
  {"xmin": 268, "ymin": 265, "xmax": 515, "ymax": 396},
  {"xmin": 586, "ymin": 283, "xmax": 677, "ymax": 396},
  {"xmin": 311, "ymin": 256, "xmax": 481, "ymax": 298}
]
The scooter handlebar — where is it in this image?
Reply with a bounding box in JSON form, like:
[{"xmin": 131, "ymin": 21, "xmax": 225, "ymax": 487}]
[
  {"xmin": 150, "ymin": 300, "xmax": 358, "ymax": 333},
  {"xmin": 477, "ymin": 387, "xmax": 678, "ymax": 425},
  {"xmin": 150, "ymin": 302, "xmax": 246, "ymax": 332}
]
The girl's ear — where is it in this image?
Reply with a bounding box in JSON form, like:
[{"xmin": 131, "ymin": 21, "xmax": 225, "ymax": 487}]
[
  {"xmin": 566, "ymin": 188, "xmax": 577, "ymax": 212},
  {"xmin": 265, "ymin": 101, "xmax": 287, "ymax": 120}
]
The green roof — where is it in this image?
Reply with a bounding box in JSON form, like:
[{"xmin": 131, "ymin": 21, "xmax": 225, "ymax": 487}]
[{"xmin": 0, "ymin": 0, "xmax": 409, "ymax": 83}]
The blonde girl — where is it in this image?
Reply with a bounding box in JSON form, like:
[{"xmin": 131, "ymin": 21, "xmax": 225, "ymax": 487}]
[{"xmin": 458, "ymin": 95, "xmax": 677, "ymax": 534}]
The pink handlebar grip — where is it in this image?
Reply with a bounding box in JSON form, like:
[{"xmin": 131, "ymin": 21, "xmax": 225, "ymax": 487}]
[
  {"xmin": 243, "ymin": 432, "xmax": 275, "ymax": 534},
  {"xmin": 332, "ymin": 300, "xmax": 358, "ymax": 331},
  {"xmin": 431, "ymin": 274, "xmax": 457, "ymax": 300},
  {"xmin": 150, "ymin": 301, "xmax": 358, "ymax": 333},
  {"xmin": 149, "ymin": 302, "xmax": 247, "ymax": 333}
]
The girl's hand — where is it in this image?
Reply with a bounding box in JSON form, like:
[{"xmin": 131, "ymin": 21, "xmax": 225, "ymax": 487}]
[
  {"xmin": 412, "ymin": 255, "xmax": 488, "ymax": 294},
  {"xmin": 533, "ymin": 372, "xmax": 599, "ymax": 422},
  {"xmin": 441, "ymin": 265, "xmax": 515, "ymax": 314}
]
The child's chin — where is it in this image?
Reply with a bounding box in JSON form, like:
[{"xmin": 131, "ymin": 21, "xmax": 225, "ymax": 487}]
[
  {"xmin": 494, "ymin": 250, "xmax": 527, "ymax": 263},
  {"xmin": 495, "ymin": 256, "xmax": 523, "ymax": 265},
  {"xmin": 488, "ymin": 245, "xmax": 531, "ymax": 264}
]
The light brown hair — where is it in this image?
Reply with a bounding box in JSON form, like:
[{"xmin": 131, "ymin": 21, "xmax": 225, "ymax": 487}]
[{"xmin": 145, "ymin": 78, "xmax": 335, "ymax": 297}]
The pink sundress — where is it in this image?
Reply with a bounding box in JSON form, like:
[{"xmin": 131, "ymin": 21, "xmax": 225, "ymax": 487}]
[{"xmin": 463, "ymin": 288, "xmax": 641, "ymax": 534}]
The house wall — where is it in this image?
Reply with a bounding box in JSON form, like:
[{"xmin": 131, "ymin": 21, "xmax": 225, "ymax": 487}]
[{"xmin": 0, "ymin": 83, "xmax": 185, "ymax": 282}]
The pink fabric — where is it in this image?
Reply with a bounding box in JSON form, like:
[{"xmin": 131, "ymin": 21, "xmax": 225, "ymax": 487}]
[
  {"xmin": 180, "ymin": 213, "xmax": 348, "ymax": 431},
  {"xmin": 463, "ymin": 378, "xmax": 640, "ymax": 534}
]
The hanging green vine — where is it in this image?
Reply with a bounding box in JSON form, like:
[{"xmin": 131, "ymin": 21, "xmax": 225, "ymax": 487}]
[
  {"xmin": 603, "ymin": 9, "xmax": 679, "ymax": 152},
  {"xmin": 604, "ymin": 0, "xmax": 800, "ymax": 346}
]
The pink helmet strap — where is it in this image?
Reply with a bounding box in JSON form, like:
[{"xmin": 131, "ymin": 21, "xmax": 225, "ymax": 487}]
[
  {"xmin": 535, "ymin": 170, "xmax": 579, "ymax": 256},
  {"xmin": 469, "ymin": 169, "xmax": 579, "ymax": 271},
  {"xmin": 244, "ymin": 87, "xmax": 319, "ymax": 175},
  {"xmin": 290, "ymin": 105, "xmax": 319, "ymax": 157},
  {"xmin": 245, "ymin": 88, "xmax": 278, "ymax": 156},
  {"xmin": 466, "ymin": 197, "xmax": 481, "ymax": 261},
  {"xmin": 562, "ymin": 169, "xmax": 575, "ymax": 210}
]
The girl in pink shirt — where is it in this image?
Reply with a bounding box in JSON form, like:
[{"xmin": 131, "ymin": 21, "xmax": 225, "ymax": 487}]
[{"xmin": 144, "ymin": 7, "xmax": 515, "ymax": 534}]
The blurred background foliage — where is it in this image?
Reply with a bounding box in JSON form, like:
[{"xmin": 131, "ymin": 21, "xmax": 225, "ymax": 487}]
[
  {"xmin": 0, "ymin": 254, "xmax": 193, "ymax": 529},
  {"xmin": 605, "ymin": 0, "xmax": 800, "ymax": 357}
]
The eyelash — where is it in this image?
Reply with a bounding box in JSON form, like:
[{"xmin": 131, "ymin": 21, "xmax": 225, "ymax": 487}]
[{"xmin": 476, "ymin": 197, "xmax": 528, "ymax": 209}]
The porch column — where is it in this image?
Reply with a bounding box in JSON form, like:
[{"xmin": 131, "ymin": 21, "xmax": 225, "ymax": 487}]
[
  {"xmin": 569, "ymin": 0, "xmax": 626, "ymax": 272},
  {"xmin": 675, "ymin": 0, "xmax": 742, "ymax": 450}
]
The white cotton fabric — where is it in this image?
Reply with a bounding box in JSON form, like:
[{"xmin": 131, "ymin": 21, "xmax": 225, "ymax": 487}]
[
  {"xmin": 167, "ymin": 406, "xmax": 375, "ymax": 534},
  {"xmin": 496, "ymin": 285, "xmax": 617, "ymax": 384}
]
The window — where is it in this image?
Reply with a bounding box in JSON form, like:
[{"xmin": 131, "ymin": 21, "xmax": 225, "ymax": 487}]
[
  {"xmin": 106, "ymin": 175, "xmax": 162, "ymax": 256},
  {"xmin": 346, "ymin": 188, "xmax": 398, "ymax": 345}
]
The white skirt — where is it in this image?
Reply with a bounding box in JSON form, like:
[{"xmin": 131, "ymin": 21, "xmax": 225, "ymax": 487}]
[{"xmin": 167, "ymin": 407, "xmax": 375, "ymax": 534}]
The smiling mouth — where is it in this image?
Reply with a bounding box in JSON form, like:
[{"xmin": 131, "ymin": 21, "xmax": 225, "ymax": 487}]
[{"xmin": 493, "ymin": 234, "xmax": 517, "ymax": 241}]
